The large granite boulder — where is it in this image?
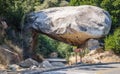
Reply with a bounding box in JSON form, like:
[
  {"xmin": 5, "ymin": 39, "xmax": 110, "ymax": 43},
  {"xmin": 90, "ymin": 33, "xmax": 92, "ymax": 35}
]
[{"xmin": 24, "ymin": 5, "xmax": 111, "ymax": 46}]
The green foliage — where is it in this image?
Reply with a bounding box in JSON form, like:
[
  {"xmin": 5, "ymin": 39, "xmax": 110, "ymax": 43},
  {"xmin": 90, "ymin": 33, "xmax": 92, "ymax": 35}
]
[
  {"xmin": 69, "ymin": 0, "xmax": 102, "ymax": 6},
  {"xmin": 105, "ymin": 28, "xmax": 120, "ymax": 54},
  {"xmin": 0, "ymin": 0, "xmax": 41, "ymax": 29},
  {"xmin": 37, "ymin": 35, "xmax": 59, "ymax": 57},
  {"xmin": 69, "ymin": 0, "xmax": 80, "ymax": 6},
  {"xmin": 37, "ymin": 35, "xmax": 73, "ymax": 58},
  {"xmin": 38, "ymin": 0, "xmax": 68, "ymax": 10},
  {"xmin": 0, "ymin": 0, "xmax": 41, "ymax": 47},
  {"xmin": 57, "ymin": 42, "xmax": 73, "ymax": 58},
  {"xmin": 100, "ymin": 0, "xmax": 120, "ymax": 29}
]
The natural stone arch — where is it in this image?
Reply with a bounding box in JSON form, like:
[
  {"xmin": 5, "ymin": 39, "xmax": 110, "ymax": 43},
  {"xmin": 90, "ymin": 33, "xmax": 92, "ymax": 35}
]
[{"xmin": 23, "ymin": 5, "xmax": 111, "ymax": 60}]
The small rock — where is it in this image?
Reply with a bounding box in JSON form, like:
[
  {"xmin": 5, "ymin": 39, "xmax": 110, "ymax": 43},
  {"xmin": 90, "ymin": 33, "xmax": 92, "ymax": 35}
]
[
  {"xmin": 51, "ymin": 62, "xmax": 65, "ymax": 67},
  {"xmin": 30, "ymin": 65, "xmax": 37, "ymax": 70},
  {"xmin": 19, "ymin": 58, "xmax": 39, "ymax": 68},
  {"xmin": 86, "ymin": 39, "xmax": 101, "ymax": 50},
  {"xmin": 8, "ymin": 64, "xmax": 20, "ymax": 71},
  {"xmin": 41, "ymin": 60, "xmax": 53, "ymax": 68}
]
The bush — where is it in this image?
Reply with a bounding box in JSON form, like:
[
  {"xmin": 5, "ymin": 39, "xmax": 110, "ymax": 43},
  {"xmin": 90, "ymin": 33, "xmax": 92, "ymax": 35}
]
[
  {"xmin": 105, "ymin": 28, "xmax": 120, "ymax": 54},
  {"xmin": 36, "ymin": 35, "xmax": 73, "ymax": 58}
]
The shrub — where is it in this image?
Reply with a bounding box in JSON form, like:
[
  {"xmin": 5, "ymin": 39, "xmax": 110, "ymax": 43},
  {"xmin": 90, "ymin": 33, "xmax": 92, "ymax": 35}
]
[
  {"xmin": 37, "ymin": 35, "xmax": 73, "ymax": 58},
  {"xmin": 105, "ymin": 28, "xmax": 120, "ymax": 54}
]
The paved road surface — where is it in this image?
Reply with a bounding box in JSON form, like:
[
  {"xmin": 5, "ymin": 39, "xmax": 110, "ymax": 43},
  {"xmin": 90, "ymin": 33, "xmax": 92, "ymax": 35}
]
[{"xmin": 41, "ymin": 63, "xmax": 120, "ymax": 74}]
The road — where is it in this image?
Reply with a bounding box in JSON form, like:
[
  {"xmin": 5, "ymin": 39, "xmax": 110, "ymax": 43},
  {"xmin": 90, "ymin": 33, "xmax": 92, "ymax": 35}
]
[{"xmin": 41, "ymin": 63, "xmax": 120, "ymax": 74}]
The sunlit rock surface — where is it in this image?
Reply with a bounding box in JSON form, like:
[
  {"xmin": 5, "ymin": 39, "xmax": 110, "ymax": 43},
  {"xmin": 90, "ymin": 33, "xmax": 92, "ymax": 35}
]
[{"xmin": 24, "ymin": 5, "xmax": 111, "ymax": 46}]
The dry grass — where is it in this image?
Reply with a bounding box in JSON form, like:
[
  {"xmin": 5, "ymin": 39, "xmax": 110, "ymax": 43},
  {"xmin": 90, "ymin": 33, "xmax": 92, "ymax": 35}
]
[
  {"xmin": 0, "ymin": 39, "xmax": 23, "ymax": 69},
  {"xmin": 4, "ymin": 39, "xmax": 23, "ymax": 61},
  {"xmin": 68, "ymin": 50, "xmax": 120, "ymax": 64}
]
